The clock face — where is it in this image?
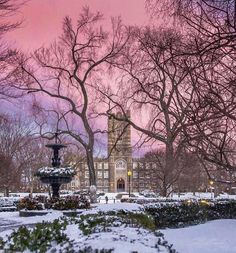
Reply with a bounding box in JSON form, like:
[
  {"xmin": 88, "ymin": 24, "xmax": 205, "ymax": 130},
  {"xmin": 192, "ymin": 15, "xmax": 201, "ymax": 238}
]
[{"xmin": 115, "ymin": 159, "xmax": 127, "ymax": 170}]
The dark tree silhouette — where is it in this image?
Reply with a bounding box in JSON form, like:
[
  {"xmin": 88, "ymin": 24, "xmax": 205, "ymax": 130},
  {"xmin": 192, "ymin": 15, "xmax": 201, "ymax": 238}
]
[
  {"xmin": 12, "ymin": 7, "xmax": 130, "ymax": 187},
  {"xmin": 102, "ymin": 27, "xmax": 201, "ymax": 196},
  {"xmin": 0, "ymin": 0, "xmax": 24, "ymax": 99}
]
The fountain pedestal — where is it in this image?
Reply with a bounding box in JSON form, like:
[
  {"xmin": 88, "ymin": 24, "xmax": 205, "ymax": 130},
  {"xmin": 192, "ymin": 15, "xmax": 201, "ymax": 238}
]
[{"xmin": 36, "ymin": 134, "xmax": 75, "ymax": 198}]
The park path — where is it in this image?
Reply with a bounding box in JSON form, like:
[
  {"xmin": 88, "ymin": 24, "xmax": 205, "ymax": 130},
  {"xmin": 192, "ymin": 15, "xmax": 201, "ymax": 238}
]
[{"xmin": 0, "ymin": 218, "xmax": 36, "ymax": 232}]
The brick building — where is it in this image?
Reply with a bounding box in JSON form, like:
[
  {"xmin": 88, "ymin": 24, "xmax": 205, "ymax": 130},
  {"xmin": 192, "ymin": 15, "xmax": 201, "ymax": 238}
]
[
  {"xmin": 67, "ymin": 111, "xmax": 156, "ymax": 193},
  {"xmin": 66, "ymin": 112, "xmax": 207, "ymax": 193},
  {"xmin": 68, "ymin": 111, "xmax": 135, "ymax": 192}
]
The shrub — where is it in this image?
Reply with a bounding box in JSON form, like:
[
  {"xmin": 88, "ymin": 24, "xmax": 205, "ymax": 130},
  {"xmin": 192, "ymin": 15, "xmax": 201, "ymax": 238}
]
[
  {"xmin": 1, "ymin": 218, "xmax": 69, "ymax": 252},
  {"xmin": 18, "ymin": 195, "xmax": 90, "ymax": 211},
  {"xmin": 46, "ymin": 195, "xmax": 90, "ymax": 210},
  {"xmin": 0, "ymin": 212, "xmax": 176, "ymax": 252},
  {"xmin": 17, "ymin": 197, "xmax": 44, "ymax": 211},
  {"xmin": 79, "ymin": 212, "xmax": 155, "ymax": 235},
  {"xmin": 116, "ymin": 193, "xmax": 136, "ymax": 199},
  {"xmin": 145, "ymin": 200, "xmax": 236, "ymax": 228}
]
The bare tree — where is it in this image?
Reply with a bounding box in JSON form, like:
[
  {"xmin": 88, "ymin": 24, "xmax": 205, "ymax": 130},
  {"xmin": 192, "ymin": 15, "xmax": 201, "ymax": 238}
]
[
  {"xmin": 141, "ymin": 149, "xmax": 205, "ymax": 194},
  {"xmin": 176, "ymin": 41, "xmax": 236, "ymax": 183},
  {"xmin": 145, "ymin": 0, "xmax": 236, "ymax": 187},
  {"xmin": 140, "ymin": 149, "xmax": 184, "ymax": 195},
  {"xmin": 0, "ymin": 0, "xmax": 25, "ymax": 99},
  {"xmin": 0, "ymin": 114, "xmax": 38, "ymax": 196},
  {"xmin": 11, "ymin": 7, "xmax": 129, "ymax": 187},
  {"xmin": 20, "ymin": 137, "xmax": 50, "ymax": 194},
  {"xmin": 183, "ymin": 100, "xmax": 236, "ymax": 184},
  {"xmin": 147, "ymin": 0, "xmax": 236, "ymax": 121},
  {"xmin": 147, "ymin": 0, "xmax": 236, "ymax": 54},
  {"xmin": 102, "ymin": 27, "xmax": 201, "ymax": 196}
]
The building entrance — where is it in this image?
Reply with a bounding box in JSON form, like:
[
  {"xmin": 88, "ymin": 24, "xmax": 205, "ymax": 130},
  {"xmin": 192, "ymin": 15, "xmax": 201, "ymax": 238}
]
[{"xmin": 117, "ymin": 178, "xmax": 125, "ymax": 192}]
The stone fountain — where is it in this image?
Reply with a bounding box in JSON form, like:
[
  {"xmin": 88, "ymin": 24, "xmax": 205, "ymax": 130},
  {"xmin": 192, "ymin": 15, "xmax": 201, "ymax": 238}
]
[{"xmin": 36, "ymin": 133, "xmax": 75, "ymax": 198}]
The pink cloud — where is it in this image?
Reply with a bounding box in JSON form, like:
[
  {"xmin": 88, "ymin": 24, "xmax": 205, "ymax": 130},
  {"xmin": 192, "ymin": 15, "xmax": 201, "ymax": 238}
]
[{"xmin": 6, "ymin": 0, "xmax": 148, "ymax": 51}]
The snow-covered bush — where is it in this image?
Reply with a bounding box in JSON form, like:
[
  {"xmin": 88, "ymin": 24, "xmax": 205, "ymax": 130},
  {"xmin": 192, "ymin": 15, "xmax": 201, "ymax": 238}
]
[
  {"xmin": 0, "ymin": 218, "xmax": 70, "ymax": 252},
  {"xmin": 0, "ymin": 198, "xmax": 17, "ymax": 211},
  {"xmin": 0, "ymin": 198, "xmax": 16, "ymax": 207},
  {"xmin": 140, "ymin": 190, "xmax": 159, "ymax": 198},
  {"xmin": 35, "ymin": 166, "xmax": 76, "ymax": 177},
  {"xmin": 17, "ymin": 197, "xmax": 45, "ymax": 210},
  {"xmin": 116, "ymin": 193, "xmax": 136, "ymax": 199},
  {"xmin": 121, "ymin": 198, "xmax": 178, "ymax": 204},
  {"xmin": 0, "ymin": 213, "xmax": 176, "ymax": 252},
  {"xmin": 46, "ymin": 195, "xmax": 90, "ymax": 210},
  {"xmin": 145, "ymin": 200, "xmax": 236, "ymax": 228},
  {"xmin": 18, "ymin": 195, "xmax": 90, "ymax": 211},
  {"xmin": 79, "ymin": 212, "xmax": 156, "ymax": 235}
]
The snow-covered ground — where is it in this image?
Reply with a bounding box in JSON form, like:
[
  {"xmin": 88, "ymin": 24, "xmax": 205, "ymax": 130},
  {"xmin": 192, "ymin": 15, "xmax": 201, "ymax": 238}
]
[
  {"xmin": 0, "ymin": 203, "xmax": 144, "ymax": 234},
  {"xmin": 86, "ymin": 202, "xmax": 144, "ymax": 214},
  {"xmin": 5, "ymin": 191, "xmax": 236, "ymax": 202},
  {"xmin": 95, "ymin": 192, "xmax": 236, "ymax": 204},
  {"xmin": 0, "ymin": 203, "xmax": 169, "ymax": 252},
  {"xmin": 65, "ymin": 224, "xmax": 164, "ymax": 253},
  {"xmin": 0, "ymin": 202, "xmax": 235, "ymax": 252},
  {"xmin": 0, "ymin": 192, "xmax": 235, "ymax": 252},
  {"xmin": 161, "ymin": 219, "xmax": 236, "ymax": 253}
]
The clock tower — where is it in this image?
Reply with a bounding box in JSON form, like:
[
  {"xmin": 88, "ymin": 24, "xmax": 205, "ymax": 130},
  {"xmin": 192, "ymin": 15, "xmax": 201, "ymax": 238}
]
[{"xmin": 108, "ymin": 111, "xmax": 132, "ymax": 192}]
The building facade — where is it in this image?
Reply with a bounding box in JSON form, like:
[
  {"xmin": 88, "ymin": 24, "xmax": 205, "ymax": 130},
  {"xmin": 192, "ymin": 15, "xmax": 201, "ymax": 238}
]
[
  {"xmin": 107, "ymin": 111, "xmax": 133, "ymax": 192},
  {"xmin": 66, "ymin": 112, "xmax": 209, "ymax": 194},
  {"xmin": 69, "ymin": 111, "xmax": 135, "ymax": 193}
]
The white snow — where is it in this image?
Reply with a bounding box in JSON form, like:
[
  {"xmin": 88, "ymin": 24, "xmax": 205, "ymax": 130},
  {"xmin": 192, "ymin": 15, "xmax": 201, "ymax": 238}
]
[
  {"xmin": 84, "ymin": 202, "xmax": 144, "ymax": 214},
  {"xmin": 161, "ymin": 219, "xmax": 236, "ymax": 253},
  {"xmin": 170, "ymin": 192, "xmax": 236, "ymax": 200},
  {"xmin": 0, "ymin": 210, "xmax": 62, "ymax": 224},
  {"xmin": 0, "ymin": 203, "xmax": 167, "ymax": 252},
  {"xmin": 0, "ymin": 211, "xmax": 64, "ymax": 243},
  {"xmin": 96, "ymin": 192, "xmax": 236, "ymax": 204},
  {"xmin": 66, "ymin": 225, "xmax": 165, "ymax": 253},
  {"xmin": 0, "ymin": 198, "xmax": 236, "ymax": 252},
  {"xmin": 36, "ymin": 166, "xmax": 75, "ymax": 176}
]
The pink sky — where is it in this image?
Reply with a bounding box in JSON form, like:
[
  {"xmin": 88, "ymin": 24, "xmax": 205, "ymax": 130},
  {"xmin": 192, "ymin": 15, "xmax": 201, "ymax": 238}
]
[
  {"xmin": 6, "ymin": 0, "xmax": 148, "ymax": 51},
  {"xmin": 3, "ymin": 0, "xmax": 157, "ymax": 156}
]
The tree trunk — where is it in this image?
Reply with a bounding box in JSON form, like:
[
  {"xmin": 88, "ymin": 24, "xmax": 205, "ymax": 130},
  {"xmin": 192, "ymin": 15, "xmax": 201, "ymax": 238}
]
[
  {"xmin": 86, "ymin": 150, "xmax": 96, "ymax": 186},
  {"xmin": 162, "ymin": 143, "xmax": 175, "ymax": 197},
  {"xmin": 162, "ymin": 182, "xmax": 168, "ymax": 197},
  {"xmin": 30, "ymin": 180, "xmax": 34, "ymax": 197},
  {"xmin": 5, "ymin": 187, "xmax": 9, "ymax": 197}
]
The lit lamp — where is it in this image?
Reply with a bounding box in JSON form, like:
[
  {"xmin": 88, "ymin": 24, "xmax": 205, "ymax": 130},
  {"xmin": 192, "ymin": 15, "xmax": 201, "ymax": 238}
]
[
  {"xmin": 127, "ymin": 170, "xmax": 132, "ymax": 197},
  {"xmin": 209, "ymin": 180, "xmax": 214, "ymax": 186},
  {"xmin": 209, "ymin": 180, "xmax": 214, "ymax": 199}
]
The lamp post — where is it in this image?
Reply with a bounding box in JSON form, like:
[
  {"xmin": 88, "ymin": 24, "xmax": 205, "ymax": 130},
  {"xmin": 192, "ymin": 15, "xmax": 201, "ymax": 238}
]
[
  {"xmin": 209, "ymin": 180, "xmax": 214, "ymax": 199},
  {"xmin": 127, "ymin": 170, "xmax": 132, "ymax": 197}
]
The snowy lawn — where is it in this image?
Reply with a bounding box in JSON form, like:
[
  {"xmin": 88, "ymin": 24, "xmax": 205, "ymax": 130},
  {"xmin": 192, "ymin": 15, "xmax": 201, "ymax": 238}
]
[
  {"xmin": 161, "ymin": 219, "xmax": 236, "ymax": 253},
  {"xmin": 0, "ymin": 202, "xmax": 235, "ymax": 252},
  {"xmin": 0, "ymin": 203, "xmax": 173, "ymax": 252},
  {"xmin": 64, "ymin": 223, "xmax": 167, "ymax": 253}
]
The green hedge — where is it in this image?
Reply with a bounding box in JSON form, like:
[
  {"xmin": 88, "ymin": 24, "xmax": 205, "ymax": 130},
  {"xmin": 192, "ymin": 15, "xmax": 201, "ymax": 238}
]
[{"xmin": 144, "ymin": 200, "xmax": 236, "ymax": 228}]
